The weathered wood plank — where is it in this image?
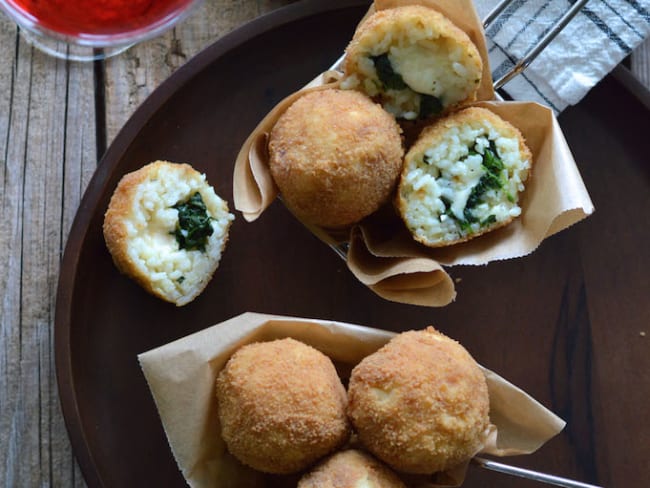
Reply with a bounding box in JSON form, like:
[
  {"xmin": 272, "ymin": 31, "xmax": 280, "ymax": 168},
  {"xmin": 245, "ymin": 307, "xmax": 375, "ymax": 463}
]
[
  {"xmin": 56, "ymin": 51, "xmax": 99, "ymax": 488},
  {"xmin": 0, "ymin": 20, "xmax": 96, "ymax": 488},
  {"xmin": 1, "ymin": 20, "xmax": 32, "ymax": 487}
]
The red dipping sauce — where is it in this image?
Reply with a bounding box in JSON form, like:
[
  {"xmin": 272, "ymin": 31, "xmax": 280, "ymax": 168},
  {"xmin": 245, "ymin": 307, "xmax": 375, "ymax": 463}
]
[{"xmin": 6, "ymin": 0, "xmax": 195, "ymax": 38}]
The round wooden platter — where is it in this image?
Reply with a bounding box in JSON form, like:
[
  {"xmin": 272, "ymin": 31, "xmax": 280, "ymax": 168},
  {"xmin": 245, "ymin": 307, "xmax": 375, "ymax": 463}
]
[{"xmin": 55, "ymin": 0, "xmax": 650, "ymax": 486}]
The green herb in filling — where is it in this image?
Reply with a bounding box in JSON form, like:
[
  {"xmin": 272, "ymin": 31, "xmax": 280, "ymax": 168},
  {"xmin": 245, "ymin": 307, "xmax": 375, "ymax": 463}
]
[
  {"xmin": 482, "ymin": 141, "xmax": 504, "ymax": 173},
  {"xmin": 172, "ymin": 192, "xmax": 213, "ymax": 252},
  {"xmin": 440, "ymin": 196, "xmax": 472, "ymax": 231},
  {"xmin": 371, "ymin": 54, "xmax": 407, "ymax": 90},
  {"xmin": 481, "ymin": 214, "xmax": 497, "ymax": 226},
  {"xmin": 464, "ymin": 143, "xmax": 504, "ymax": 217},
  {"xmin": 440, "ymin": 196, "xmax": 453, "ymax": 218},
  {"xmin": 438, "ymin": 141, "xmax": 506, "ymax": 234},
  {"xmin": 419, "ymin": 94, "xmax": 443, "ymax": 119},
  {"xmin": 465, "ymin": 170, "xmax": 502, "ymax": 212}
]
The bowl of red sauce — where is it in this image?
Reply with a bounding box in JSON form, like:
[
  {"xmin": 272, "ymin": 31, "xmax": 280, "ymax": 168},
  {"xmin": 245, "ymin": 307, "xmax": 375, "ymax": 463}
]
[{"xmin": 0, "ymin": 0, "xmax": 202, "ymax": 60}]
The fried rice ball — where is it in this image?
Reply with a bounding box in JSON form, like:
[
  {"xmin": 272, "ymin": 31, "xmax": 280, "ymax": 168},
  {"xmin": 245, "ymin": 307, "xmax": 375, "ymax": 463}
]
[
  {"xmin": 268, "ymin": 88, "xmax": 403, "ymax": 228},
  {"xmin": 103, "ymin": 160, "xmax": 234, "ymax": 306},
  {"xmin": 347, "ymin": 327, "xmax": 490, "ymax": 474},
  {"xmin": 298, "ymin": 449, "xmax": 406, "ymax": 488},
  {"xmin": 342, "ymin": 5, "xmax": 482, "ymax": 120},
  {"xmin": 216, "ymin": 338, "xmax": 351, "ymax": 474},
  {"xmin": 396, "ymin": 107, "xmax": 532, "ymax": 247}
]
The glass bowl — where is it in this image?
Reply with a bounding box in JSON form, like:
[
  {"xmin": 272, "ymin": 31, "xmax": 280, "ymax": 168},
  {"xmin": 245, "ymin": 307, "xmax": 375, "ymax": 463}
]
[{"xmin": 0, "ymin": 0, "xmax": 204, "ymax": 61}]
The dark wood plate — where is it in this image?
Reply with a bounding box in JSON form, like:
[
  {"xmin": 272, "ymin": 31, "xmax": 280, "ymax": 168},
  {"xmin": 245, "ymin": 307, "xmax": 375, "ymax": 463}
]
[{"xmin": 55, "ymin": 0, "xmax": 650, "ymax": 486}]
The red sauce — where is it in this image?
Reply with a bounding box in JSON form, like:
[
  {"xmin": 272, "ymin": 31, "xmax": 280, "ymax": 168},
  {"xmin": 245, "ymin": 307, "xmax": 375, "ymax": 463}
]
[{"xmin": 9, "ymin": 0, "xmax": 194, "ymax": 37}]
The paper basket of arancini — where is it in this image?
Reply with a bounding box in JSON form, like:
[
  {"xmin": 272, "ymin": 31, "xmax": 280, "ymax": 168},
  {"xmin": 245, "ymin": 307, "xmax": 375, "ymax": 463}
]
[
  {"xmin": 233, "ymin": 0, "xmax": 594, "ymax": 307},
  {"xmin": 138, "ymin": 312, "xmax": 566, "ymax": 487}
]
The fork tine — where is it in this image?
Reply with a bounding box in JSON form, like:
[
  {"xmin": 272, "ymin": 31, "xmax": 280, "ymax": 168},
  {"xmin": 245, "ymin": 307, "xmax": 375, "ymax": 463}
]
[
  {"xmin": 493, "ymin": 0, "xmax": 590, "ymax": 89},
  {"xmin": 473, "ymin": 457, "xmax": 603, "ymax": 488},
  {"xmin": 483, "ymin": 0, "xmax": 516, "ymax": 29}
]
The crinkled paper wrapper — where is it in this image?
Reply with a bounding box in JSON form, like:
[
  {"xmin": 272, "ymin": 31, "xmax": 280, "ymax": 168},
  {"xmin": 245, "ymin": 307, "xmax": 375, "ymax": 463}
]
[
  {"xmin": 232, "ymin": 0, "xmax": 594, "ymax": 307},
  {"xmin": 138, "ymin": 312, "xmax": 566, "ymax": 488}
]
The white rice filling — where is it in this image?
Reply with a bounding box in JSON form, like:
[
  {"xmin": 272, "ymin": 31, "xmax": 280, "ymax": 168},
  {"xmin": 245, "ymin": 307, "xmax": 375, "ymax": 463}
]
[
  {"xmin": 342, "ymin": 26, "xmax": 480, "ymax": 119},
  {"xmin": 401, "ymin": 121, "xmax": 530, "ymax": 244},
  {"xmin": 124, "ymin": 165, "xmax": 233, "ymax": 305}
]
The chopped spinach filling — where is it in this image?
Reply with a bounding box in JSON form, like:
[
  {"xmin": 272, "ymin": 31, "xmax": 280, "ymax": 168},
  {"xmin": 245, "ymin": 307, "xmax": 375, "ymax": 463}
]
[
  {"xmin": 441, "ymin": 196, "xmax": 470, "ymax": 233},
  {"xmin": 439, "ymin": 141, "xmax": 505, "ymax": 234},
  {"xmin": 172, "ymin": 192, "xmax": 213, "ymax": 252},
  {"xmin": 482, "ymin": 141, "xmax": 505, "ymax": 173},
  {"xmin": 419, "ymin": 94, "xmax": 443, "ymax": 119},
  {"xmin": 481, "ymin": 214, "xmax": 497, "ymax": 226},
  {"xmin": 465, "ymin": 170, "xmax": 502, "ymax": 213},
  {"xmin": 371, "ymin": 54, "xmax": 407, "ymax": 90},
  {"xmin": 370, "ymin": 54, "xmax": 444, "ymax": 118}
]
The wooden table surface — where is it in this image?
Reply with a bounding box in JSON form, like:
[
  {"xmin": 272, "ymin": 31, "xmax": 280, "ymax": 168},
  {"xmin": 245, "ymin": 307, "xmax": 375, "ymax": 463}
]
[{"xmin": 0, "ymin": 1, "xmax": 648, "ymax": 487}]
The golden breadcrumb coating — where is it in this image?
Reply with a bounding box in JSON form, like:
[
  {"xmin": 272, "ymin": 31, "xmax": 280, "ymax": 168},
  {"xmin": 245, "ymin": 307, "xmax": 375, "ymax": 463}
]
[
  {"xmin": 347, "ymin": 328, "xmax": 490, "ymax": 474},
  {"xmin": 397, "ymin": 107, "xmax": 532, "ymax": 247},
  {"xmin": 216, "ymin": 338, "xmax": 351, "ymax": 474},
  {"xmin": 268, "ymin": 88, "xmax": 403, "ymax": 228},
  {"xmin": 298, "ymin": 449, "xmax": 406, "ymax": 488},
  {"xmin": 103, "ymin": 160, "xmax": 233, "ymax": 306},
  {"xmin": 342, "ymin": 5, "xmax": 482, "ymax": 120}
]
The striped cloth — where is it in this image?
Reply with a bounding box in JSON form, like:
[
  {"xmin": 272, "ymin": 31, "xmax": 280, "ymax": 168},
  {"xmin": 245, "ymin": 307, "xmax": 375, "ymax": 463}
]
[{"xmin": 474, "ymin": 0, "xmax": 650, "ymax": 112}]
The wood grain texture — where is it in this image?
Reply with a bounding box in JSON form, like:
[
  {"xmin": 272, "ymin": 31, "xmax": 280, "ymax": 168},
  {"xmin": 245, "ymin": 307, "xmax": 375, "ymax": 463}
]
[
  {"xmin": 0, "ymin": 18, "xmax": 95, "ymax": 488},
  {"xmin": 103, "ymin": 0, "xmax": 293, "ymax": 145}
]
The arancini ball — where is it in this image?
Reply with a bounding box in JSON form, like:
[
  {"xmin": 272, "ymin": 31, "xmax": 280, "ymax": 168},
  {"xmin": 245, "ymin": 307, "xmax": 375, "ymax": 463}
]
[
  {"xmin": 268, "ymin": 88, "xmax": 403, "ymax": 228},
  {"xmin": 298, "ymin": 449, "xmax": 405, "ymax": 488},
  {"xmin": 216, "ymin": 338, "xmax": 350, "ymax": 474},
  {"xmin": 347, "ymin": 327, "xmax": 490, "ymax": 474}
]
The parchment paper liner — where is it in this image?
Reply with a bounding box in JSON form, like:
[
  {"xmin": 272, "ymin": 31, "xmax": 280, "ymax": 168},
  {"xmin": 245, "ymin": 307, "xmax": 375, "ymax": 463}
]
[
  {"xmin": 232, "ymin": 0, "xmax": 594, "ymax": 307},
  {"xmin": 138, "ymin": 312, "xmax": 565, "ymax": 487}
]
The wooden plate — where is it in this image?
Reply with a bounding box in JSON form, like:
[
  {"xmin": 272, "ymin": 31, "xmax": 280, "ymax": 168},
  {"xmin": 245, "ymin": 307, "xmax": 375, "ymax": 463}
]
[{"xmin": 55, "ymin": 0, "xmax": 650, "ymax": 486}]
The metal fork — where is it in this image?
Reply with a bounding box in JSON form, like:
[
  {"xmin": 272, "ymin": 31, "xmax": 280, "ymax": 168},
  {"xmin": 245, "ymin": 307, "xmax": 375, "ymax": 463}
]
[
  {"xmin": 485, "ymin": 0, "xmax": 590, "ymax": 89},
  {"xmin": 473, "ymin": 456, "xmax": 602, "ymax": 487}
]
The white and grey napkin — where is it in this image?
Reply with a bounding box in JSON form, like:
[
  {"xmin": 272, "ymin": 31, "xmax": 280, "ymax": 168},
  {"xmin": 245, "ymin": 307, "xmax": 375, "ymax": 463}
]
[{"xmin": 474, "ymin": 0, "xmax": 650, "ymax": 112}]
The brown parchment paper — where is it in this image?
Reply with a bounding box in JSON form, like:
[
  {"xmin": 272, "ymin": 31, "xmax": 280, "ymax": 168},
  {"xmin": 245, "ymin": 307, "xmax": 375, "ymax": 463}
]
[
  {"xmin": 232, "ymin": 0, "xmax": 594, "ymax": 307},
  {"xmin": 138, "ymin": 312, "xmax": 565, "ymax": 488}
]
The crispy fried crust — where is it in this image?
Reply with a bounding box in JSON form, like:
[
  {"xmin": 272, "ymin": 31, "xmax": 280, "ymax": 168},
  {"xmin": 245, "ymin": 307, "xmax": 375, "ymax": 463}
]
[
  {"xmin": 397, "ymin": 107, "xmax": 533, "ymax": 247},
  {"xmin": 298, "ymin": 449, "xmax": 406, "ymax": 488},
  {"xmin": 268, "ymin": 88, "xmax": 403, "ymax": 228},
  {"xmin": 216, "ymin": 338, "xmax": 351, "ymax": 474},
  {"xmin": 404, "ymin": 107, "xmax": 530, "ymax": 169},
  {"xmin": 347, "ymin": 328, "xmax": 490, "ymax": 474}
]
